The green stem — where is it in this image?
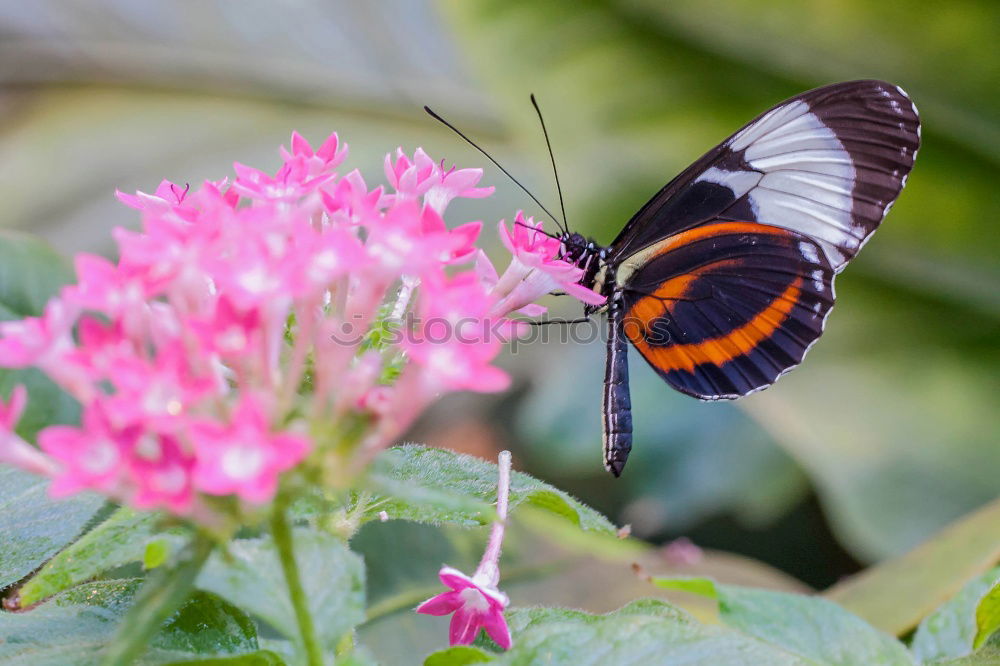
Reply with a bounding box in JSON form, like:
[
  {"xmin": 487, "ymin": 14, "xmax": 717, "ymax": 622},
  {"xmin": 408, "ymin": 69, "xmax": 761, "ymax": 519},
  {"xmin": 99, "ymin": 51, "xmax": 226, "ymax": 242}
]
[
  {"xmin": 101, "ymin": 531, "xmax": 215, "ymax": 666},
  {"xmin": 271, "ymin": 495, "xmax": 324, "ymax": 666}
]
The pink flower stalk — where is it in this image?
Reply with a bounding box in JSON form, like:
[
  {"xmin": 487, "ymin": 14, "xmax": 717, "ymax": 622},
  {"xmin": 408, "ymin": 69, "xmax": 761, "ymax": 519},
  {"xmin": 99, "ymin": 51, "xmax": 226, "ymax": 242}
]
[
  {"xmin": 0, "ymin": 132, "xmax": 595, "ymax": 520},
  {"xmin": 417, "ymin": 450, "xmax": 513, "ymax": 649}
]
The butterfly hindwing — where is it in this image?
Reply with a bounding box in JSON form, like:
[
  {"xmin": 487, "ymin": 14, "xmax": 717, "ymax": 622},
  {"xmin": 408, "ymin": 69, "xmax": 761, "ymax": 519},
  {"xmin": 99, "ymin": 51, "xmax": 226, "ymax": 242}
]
[
  {"xmin": 619, "ymin": 221, "xmax": 835, "ymax": 400},
  {"xmin": 608, "ymin": 80, "xmax": 919, "ymax": 272}
]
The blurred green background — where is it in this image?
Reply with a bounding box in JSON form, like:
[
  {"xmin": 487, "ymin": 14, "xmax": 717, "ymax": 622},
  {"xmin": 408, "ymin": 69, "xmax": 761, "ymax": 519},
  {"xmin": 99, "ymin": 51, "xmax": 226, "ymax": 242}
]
[{"xmin": 1, "ymin": 0, "xmax": 997, "ymax": 639}]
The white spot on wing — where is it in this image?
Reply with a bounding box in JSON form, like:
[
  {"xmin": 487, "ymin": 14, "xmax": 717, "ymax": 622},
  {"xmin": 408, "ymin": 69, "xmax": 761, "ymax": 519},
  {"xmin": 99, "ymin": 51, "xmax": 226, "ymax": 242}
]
[
  {"xmin": 811, "ymin": 268, "xmax": 825, "ymax": 292},
  {"xmin": 695, "ymin": 167, "xmax": 761, "ymax": 198},
  {"xmin": 798, "ymin": 242, "xmax": 819, "ymax": 265}
]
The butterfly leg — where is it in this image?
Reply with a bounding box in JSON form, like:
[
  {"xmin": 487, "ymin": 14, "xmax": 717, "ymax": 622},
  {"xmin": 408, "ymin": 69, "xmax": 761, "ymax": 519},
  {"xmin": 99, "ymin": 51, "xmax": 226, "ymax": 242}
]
[{"xmin": 603, "ymin": 292, "xmax": 633, "ymax": 477}]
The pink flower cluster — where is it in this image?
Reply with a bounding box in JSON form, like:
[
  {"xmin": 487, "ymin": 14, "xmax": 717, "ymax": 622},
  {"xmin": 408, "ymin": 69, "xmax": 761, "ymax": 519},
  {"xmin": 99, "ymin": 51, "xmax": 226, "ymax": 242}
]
[{"xmin": 0, "ymin": 132, "xmax": 603, "ymax": 518}]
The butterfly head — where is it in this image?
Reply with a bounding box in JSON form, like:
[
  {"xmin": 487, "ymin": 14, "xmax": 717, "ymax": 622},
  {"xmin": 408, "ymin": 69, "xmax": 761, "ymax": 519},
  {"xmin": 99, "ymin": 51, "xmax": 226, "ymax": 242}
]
[{"xmin": 558, "ymin": 232, "xmax": 610, "ymax": 311}]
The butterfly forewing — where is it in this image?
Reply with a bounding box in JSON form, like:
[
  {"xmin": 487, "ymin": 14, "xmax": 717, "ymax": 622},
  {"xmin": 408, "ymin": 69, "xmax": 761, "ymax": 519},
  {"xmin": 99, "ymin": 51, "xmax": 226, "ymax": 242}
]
[
  {"xmin": 607, "ymin": 80, "xmax": 918, "ymax": 401},
  {"xmin": 609, "ymin": 80, "xmax": 920, "ymax": 272}
]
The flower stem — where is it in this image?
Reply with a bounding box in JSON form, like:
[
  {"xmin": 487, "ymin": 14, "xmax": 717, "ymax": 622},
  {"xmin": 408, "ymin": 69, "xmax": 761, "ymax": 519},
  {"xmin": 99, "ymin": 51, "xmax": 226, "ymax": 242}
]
[
  {"xmin": 476, "ymin": 450, "xmax": 511, "ymax": 587},
  {"xmin": 271, "ymin": 496, "xmax": 324, "ymax": 666}
]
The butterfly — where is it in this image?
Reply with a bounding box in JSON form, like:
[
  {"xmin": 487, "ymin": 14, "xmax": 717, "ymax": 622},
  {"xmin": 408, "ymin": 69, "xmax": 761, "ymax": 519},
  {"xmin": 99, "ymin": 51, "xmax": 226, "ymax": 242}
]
[
  {"xmin": 553, "ymin": 80, "xmax": 920, "ymax": 475},
  {"xmin": 426, "ymin": 79, "xmax": 920, "ymax": 476}
]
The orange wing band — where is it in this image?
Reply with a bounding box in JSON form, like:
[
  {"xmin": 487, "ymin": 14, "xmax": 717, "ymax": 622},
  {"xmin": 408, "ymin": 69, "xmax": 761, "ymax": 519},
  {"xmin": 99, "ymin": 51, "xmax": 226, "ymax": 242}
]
[{"xmin": 626, "ymin": 277, "xmax": 804, "ymax": 373}]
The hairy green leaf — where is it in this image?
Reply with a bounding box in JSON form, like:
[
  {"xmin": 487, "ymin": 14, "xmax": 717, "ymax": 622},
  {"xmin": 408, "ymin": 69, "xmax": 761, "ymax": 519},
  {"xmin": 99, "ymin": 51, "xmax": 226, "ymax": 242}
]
[
  {"xmin": 651, "ymin": 577, "xmax": 913, "ymax": 665},
  {"xmin": 18, "ymin": 507, "xmax": 182, "ymax": 606},
  {"xmin": 102, "ymin": 534, "xmax": 216, "ymax": 666},
  {"xmin": 0, "ymin": 467, "xmax": 103, "ymax": 590},
  {"xmin": 369, "ymin": 445, "xmax": 615, "ymax": 534},
  {"xmin": 196, "ymin": 527, "xmax": 364, "ymax": 657},
  {"xmin": 0, "ymin": 579, "xmax": 260, "ymax": 665},
  {"xmin": 428, "ymin": 600, "xmax": 808, "ymax": 665}
]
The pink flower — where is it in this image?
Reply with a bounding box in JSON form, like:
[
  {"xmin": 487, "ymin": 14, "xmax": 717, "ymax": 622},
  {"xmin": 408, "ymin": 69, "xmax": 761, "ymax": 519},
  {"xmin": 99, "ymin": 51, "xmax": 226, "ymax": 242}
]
[
  {"xmin": 231, "ymin": 161, "xmax": 333, "ymax": 203},
  {"xmin": 490, "ymin": 213, "xmax": 605, "ymax": 317},
  {"xmin": 424, "ymin": 164, "xmax": 494, "ymax": 214},
  {"xmin": 0, "ymin": 299, "xmax": 77, "ymax": 368},
  {"xmin": 402, "ymin": 273, "xmax": 509, "ymax": 393},
  {"xmin": 0, "ymin": 129, "xmax": 560, "ymax": 520},
  {"xmin": 0, "ymin": 386, "xmax": 59, "ymax": 476},
  {"xmin": 280, "ymin": 131, "xmax": 348, "ymax": 178},
  {"xmin": 321, "ymin": 170, "xmax": 383, "ymax": 227},
  {"xmin": 384, "ymin": 148, "xmax": 493, "ymax": 213},
  {"xmin": 127, "ymin": 431, "xmax": 195, "ymax": 514},
  {"xmin": 39, "ymin": 402, "xmax": 127, "ymax": 497},
  {"xmin": 191, "ymin": 396, "xmax": 309, "ymax": 504},
  {"xmin": 416, "ymin": 566, "xmax": 511, "ymax": 649},
  {"xmin": 417, "ymin": 451, "xmax": 513, "ymax": 650},
  {"xmin": 115, "ymin": 179, "xmax": 190, "ymax": 211}
]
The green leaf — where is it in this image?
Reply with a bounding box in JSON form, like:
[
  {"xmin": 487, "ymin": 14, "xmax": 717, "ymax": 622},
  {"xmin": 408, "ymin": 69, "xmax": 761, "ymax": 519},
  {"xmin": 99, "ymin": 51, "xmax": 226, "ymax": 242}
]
[
  {"xmin": 161, "ymin": 652, "xmax": 286, "ymax": 666},
  {"xmin": 0, "ymin": 467, "xmax": 104, "ymax": 590},
  {"xmin": 975, "ymin": 582, "xmax": 1000, "ymax": 650},
  {"xmin": 369, "ymin": 445, "xmax": 615, "ymax": 534},
  {"xmin": 825, "ymin": 498, "xmax": 1000, "ymax": 636},
  {"xmin": 425, "ymin": 600, "xmax": 809, "ymax": 665},
  {"xmin": 102, "ymin": 533, "xmax": 216, "ymax": 666},
  {"xmin": 144, "ymin": 538, "xmax": 173, "ymax": 570},
  {"xmin": 424, "ymin": 646, "xmax": 495, "ymax": 665},
  {"xmin": 18, "ymin": 507, "xmax": 181, "ymax": 606},
  {"xmin": 196, "ymin": 527, "xmax": 365, "ymax": 656},
  {"xmin": 0, "ymin": 230, "xmax": 74, "ymax": 321},
  {"xmin": 909, "ymin": 568, "xmax": 1000, "ymax": 662},
  {"xmin": 651, "ymin": 577, "xmax": 913, "ymax": 665},
  {"xmin": 646, "ymin": 576, "xmax": 720, "ymax": 599},
  {"xmin": 0, "ymin": 579, "xmax": 261, "ymax": 665}
]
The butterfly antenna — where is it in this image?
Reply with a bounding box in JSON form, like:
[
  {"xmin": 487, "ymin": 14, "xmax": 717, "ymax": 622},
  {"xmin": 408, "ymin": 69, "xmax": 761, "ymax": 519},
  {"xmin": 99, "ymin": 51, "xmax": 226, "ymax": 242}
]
[
  {"xmin": 530, "ymin": 94, "xmax": 569, "ymax": 235},
  {"xmin": 424, "ymin": 105, "xmax": 566, "ymax": 232}
]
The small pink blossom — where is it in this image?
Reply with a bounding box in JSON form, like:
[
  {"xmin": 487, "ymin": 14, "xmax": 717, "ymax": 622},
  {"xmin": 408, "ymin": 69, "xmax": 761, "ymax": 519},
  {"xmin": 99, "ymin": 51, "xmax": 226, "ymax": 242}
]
[
  {"xmin": 191, "ymin": 396, "xmax": 309, "ymax": 504},
  {"xmin": 115, "ymin": 179, "xmax": 190, "ymax": 211},
  {"xmin": 231, "ymin": 161, "xmax": 333, "ymax": 203},
  {"xmin": 39, "ymin": 402, "xmax": 127, "ymax": 498},
  {"xmin": 0, "ymin": 386, "xmax": 59, "ymax": 476},
  {"xmin": 0, "ymin": 299, "xmax": 78, "ymax": 368},
  {"xmin": 384, "ymin": 147, "xmax": 493, "ymax": 213},
  {"xmin": 416, "ymin": 566, "xmax": 511, "ymax": 649},
  {"xmin": 280, "ymin": 131, "xmax": 348, "ymax": 178},
  {"xmin": 417, "ymin": 451, "xmax": 513, "ymax": 650},
  {"xmin": 490, "ymin": 213, "xmax": 605, "ymax": 317},
  {"xmin": 127, "ymin": 432, "xmax": 195, "ymax": 514}
]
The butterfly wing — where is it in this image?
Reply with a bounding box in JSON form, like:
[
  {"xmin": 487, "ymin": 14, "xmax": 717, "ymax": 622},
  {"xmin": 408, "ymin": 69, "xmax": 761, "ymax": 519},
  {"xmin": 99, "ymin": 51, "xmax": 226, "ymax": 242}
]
[
  {"xmin": 608, "ymin": 79, "xmax": 920, "ymax": 273},
  {"xmin": 620, "ymin": 220, "xmax": 834, "ymax": 399},
  {"xmin": 607, "ymin": 80, "xmax": 918, "ymax": 400}
]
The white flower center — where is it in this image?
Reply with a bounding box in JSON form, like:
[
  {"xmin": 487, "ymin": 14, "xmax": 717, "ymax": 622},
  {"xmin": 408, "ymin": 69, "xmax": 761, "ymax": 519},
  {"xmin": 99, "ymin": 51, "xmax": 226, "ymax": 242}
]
[
  {"xmin": 459, "ymin": 586, "xmax": 490, "ymax": 612},
  {"xmin": 152, "ymin": 464, "xmax": 187, "ymax": 493},
  {"xmin": 83, "ymin": 439, "xmax": 118, "ymax": 473},
  {"xmin": 222, "ymin": 445, "xmax": 264, "ymax": 480},
  {"xmin": 135, "ymin": 434, "xmax": 162, "ymax": 461}
]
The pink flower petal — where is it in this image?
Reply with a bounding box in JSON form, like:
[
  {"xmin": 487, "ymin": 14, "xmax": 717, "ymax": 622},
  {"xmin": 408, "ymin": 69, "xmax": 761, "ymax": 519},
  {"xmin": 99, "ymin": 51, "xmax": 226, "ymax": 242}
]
[
  {"xmin": 416, "ymin": 590, "xmax": 463, "ymax": 616},
  {"xmin": 449, "ymin": 608, "xmax": 484, "ymax": 646}
]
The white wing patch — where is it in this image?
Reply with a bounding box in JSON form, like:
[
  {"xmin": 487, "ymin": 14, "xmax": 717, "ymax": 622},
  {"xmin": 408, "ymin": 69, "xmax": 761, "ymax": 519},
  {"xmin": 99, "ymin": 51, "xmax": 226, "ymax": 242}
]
[
  {"xmin": 695, "ymin": 167, "xmax": 761, "ymax": 197},
  {"xmin": 728, "ymin": 100, "xmax": 857, "ymax": 269}
]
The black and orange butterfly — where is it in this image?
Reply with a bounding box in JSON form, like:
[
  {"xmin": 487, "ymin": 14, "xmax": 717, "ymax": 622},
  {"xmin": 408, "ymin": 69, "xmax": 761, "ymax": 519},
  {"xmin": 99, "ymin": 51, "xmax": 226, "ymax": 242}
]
[{"xmin": 429, "ymin": 80, "xmax": 920, "ymax": 476}]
